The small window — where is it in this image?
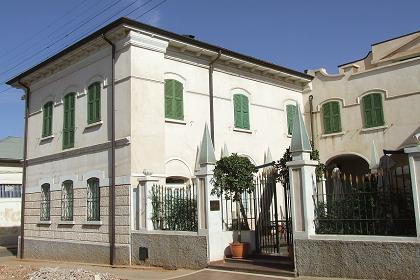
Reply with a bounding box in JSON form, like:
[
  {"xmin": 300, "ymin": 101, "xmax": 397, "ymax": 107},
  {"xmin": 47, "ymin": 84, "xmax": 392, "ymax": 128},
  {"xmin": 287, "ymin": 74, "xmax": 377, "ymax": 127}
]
[
  {"xmin": 40, "ymin": 184, "xmax": 50, "ymax": 221},
  {"xmin": 42, "ymin": 102, "xmax": 53, "ymax": 137},
  {"xmin": 61, "ymin": 180, "xmax": 73, "ymax": 221},
  {"xmin": 63, "ymin": 93, "xmax": 75, "ymax": 149},
  {"xmin": 286, "ymin": 104, "xmax": 296, "ymax": 135},
  {"xmin": 87, "ymin": 82, "xmax": 101, "ymax": 124},
  {"xmin": 322, "ymin": 101, "xmax": 342, "ymax": 134},
  {"xmin": 362, "ymin": 93, "xmax": 384, "ymax": 128},
  {"xmin": 233, "ymin": 94, "xmax": 250, "ymax": 130},
  {"xmin": 87, "ymin": 178, "xmax": 100, "ymax": 221},
  {"xmin": 164, "ymin": 79, "xmax": 184, "ymax": 120}
]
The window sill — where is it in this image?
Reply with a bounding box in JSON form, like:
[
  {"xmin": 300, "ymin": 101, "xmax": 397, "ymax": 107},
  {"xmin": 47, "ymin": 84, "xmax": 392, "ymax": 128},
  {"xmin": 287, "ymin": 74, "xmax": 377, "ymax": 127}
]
[
  {"xmin": 361, "ymin": 125, "xmax": 388, "ymax": 133},
  {"xmin": 82, "ymin": 220, "xmax": 102, "ymax": 226},
  {"xmin": 321, "ymin": 131, "xmax": 345, "ymax": 138},
  {"xmin": 233, "ymin": 128, "xmax": 252, "ymax": 134},
  {"xmin": 40, "ymin": 135, "xmax": 54, "ymax": 142},
  {"xmin": 86, "ymin": 120, "xmax": 103, "ymax": 129},
  {"xmin": 165, "ymin": 118, "xmax": 186, "ymax": 125},
  {"xmin": 58, "ymin": 220, "xmax": 75, "ymax": 225},
  {"xmin": 37, "ymin": 221, "xmax": 51, "ymax": 226}
]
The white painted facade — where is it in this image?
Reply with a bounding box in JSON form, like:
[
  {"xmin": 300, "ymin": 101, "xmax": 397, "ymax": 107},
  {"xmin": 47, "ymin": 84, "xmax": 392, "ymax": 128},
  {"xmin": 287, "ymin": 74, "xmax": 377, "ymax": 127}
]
[{"xmin": 7, "ymin": 19, "xmax": 311, "ymax": 264}]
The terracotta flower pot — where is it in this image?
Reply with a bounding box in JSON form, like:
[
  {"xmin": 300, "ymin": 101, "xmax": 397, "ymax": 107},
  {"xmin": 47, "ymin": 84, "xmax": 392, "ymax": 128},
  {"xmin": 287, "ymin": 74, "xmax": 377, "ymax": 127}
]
[{"xmin": 229, "ymin": 242, "xmax": 249, "ymax": 259}]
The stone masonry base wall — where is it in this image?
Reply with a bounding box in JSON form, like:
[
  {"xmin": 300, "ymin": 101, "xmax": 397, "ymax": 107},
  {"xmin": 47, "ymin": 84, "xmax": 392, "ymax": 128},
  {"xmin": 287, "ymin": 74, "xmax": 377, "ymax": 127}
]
[
  {"xmin": 131, "ymin": 232, "xmax": 208, "ymax": 269},
  {"xmin": 295, "ymin": 239, "xmax": 420, "ymax": 280},
  {"xmin": 22, "ymin": 184, "xmax": 131, "ymax": 265},
  {"xmin": 22, "ymin": 237, "xmax": 130, "ymax": 264}
]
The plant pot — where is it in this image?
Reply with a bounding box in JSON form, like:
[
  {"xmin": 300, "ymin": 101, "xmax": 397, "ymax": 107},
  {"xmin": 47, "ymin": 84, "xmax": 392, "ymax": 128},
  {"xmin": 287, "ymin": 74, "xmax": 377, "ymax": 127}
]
[{"xmin": 229, "ymin": 242, "xmax": 249, "ymax": 259}]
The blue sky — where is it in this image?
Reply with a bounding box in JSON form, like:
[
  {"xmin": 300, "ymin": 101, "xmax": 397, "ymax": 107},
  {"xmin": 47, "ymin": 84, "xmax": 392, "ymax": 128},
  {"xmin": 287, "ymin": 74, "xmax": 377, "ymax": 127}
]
[{"xmin": 0, "ymin": 0, "xmax": 419, "ymax": 138}]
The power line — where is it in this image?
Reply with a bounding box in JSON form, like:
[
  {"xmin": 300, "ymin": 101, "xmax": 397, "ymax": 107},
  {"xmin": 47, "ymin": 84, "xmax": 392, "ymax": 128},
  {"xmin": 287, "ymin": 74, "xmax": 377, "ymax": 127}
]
[
  {"xmin": 0, "ymin": 0, "xmax": 127, "ymax": 78},
  {"xmin": 0, "ymin": 0, "xmax": 170, "ymax": 84},
  {"xmin": 0, "ymin": 0, "xmax": 93, "ymax": 62}
]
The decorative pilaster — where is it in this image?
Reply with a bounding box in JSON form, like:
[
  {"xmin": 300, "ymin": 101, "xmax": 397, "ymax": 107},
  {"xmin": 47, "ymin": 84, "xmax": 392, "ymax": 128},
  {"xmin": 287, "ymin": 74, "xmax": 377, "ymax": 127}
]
[
  {"xmin": 137, "ymin": 170, "xmax": 160, "ymax": 231},
  {"xmin": 404, "ymin": 144, "xmax": 420, "ymax": 238}
]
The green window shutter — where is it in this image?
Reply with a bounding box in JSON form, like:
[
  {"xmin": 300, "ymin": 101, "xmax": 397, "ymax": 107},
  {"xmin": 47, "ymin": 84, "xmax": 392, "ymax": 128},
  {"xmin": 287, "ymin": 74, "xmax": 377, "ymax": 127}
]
[
  {"xmin": 63, "ymin": 93, "xmax": 75, "ymax": 149},
  {"xmin": 233, "ymin": 94, "xmax": 242, "ymax": 128},
  {"xmin": 323, "ymin": 102, "xmax": 341, "ymax": 134},
  {"xmin": 174, "ymin": 80, "xmax": 184, "ymax": 120},
  {"xmin": 363, "ymin": 95, "xmax": 373, "ymax": 128},
  {"xmin": 372, "ymin": 94, "xmax": 384, "ymax": 126},
  {"xmin": 323, "ymin": 103, "xmax": 332, "ymax": 134},
  {"xmin": 331, "ymin": 101, "xmax": 341, "ymax": 132},
  {"xmin": 42, "ymin": 102, "xmax": 53, "ymax": 137},
  {"xmin": 286, "ymin": 105, "xmax": 296, "ymax": 135},
  {"xmin": 241, "ymin": 95, "xmax": 250, "ymax": 130},
  {"xmin": 165, "ymin": 80, "xmax": 174, "ymax": 119},
  {"xmin": 87, "ymin": 82, "xmax": 101, "ymax": 124}
]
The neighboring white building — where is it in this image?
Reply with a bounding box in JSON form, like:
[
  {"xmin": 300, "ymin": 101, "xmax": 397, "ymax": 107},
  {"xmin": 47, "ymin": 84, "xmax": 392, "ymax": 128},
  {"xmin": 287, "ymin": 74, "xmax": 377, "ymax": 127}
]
[
  {"xmin": 6, "ymin": 18, "xmax": 312, "ymax": 265},
  {"xmin": 0, "ymin": 136, "xmax": 23, "ymax": 246}
]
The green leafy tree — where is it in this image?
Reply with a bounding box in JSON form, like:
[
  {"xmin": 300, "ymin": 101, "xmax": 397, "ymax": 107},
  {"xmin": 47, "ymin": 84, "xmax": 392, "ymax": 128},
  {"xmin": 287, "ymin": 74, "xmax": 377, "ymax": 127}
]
[{"xmin": 211, "ymin": 154, "xmax": 257, "ymax": 231}]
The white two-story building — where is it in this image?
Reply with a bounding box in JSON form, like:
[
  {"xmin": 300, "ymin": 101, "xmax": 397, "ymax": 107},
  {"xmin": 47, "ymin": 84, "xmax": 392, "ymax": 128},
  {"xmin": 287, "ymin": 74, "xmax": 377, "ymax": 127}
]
[{"xmin": 6, "ymin": 17, "xmax": 312, "ymax": 265}]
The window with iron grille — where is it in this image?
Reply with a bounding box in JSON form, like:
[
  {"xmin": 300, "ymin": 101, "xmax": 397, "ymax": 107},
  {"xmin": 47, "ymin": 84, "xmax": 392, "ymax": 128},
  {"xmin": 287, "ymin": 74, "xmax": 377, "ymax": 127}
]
[
  {"xmin": 40, "ymin": 183, "xmax": 50, "ymax": 221},
  {"xmin": 61, "ymin": 180, "xmax": 73, "ymax": 221},
  {"xmin": 87, "ymin": 178, "xmax": 100, "ymax": 221}
]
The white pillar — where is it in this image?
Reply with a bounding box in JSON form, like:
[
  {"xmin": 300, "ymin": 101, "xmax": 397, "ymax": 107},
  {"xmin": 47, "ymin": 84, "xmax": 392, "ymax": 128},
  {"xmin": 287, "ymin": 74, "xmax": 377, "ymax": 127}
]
[
  {"xmin": 137, "ymin": 172, "xmax": 160, "ymax": 231},
  {"xmin": 286, "ymin": 152, "xmax": 318, "ymax": 239},
  {"xmin": 404, "ymin": 145, "xmax": 420, "ymax": 238}
]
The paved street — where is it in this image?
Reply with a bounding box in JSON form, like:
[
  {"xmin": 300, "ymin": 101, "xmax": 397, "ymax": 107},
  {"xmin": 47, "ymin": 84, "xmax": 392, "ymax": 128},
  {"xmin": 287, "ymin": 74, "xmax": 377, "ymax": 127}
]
[{"xmin": 0, "ymin": 254, "xmax": 364, "ymax": 280}]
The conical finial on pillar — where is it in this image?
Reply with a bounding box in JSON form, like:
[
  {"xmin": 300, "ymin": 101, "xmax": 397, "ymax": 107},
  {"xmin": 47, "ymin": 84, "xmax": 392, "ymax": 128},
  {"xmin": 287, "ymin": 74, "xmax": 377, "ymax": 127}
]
[
  {"xmin": 370, "ymin": 140, "xmax": 379, "ymax": 173},
  {"xmin": 265, "ymin": 147, "xmax": 273, "ymax": 164},
  {"xmin": 221, "ymin": 143, "xmax": 229, "ymax": 158},
  {"xmin": 199, "ymin": 124, "xmax": 216, "ymax": 166},
  {"xmin": 290, "ymin": 104, "xmax": 312, "ymax": 158}
]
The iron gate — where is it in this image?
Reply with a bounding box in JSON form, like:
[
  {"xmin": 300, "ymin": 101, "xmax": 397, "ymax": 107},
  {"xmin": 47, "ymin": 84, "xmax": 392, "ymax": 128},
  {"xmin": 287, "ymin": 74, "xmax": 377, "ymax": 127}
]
[{"xmin": 254, "ymin": 163, "xmax": 293, "ymax": 256}]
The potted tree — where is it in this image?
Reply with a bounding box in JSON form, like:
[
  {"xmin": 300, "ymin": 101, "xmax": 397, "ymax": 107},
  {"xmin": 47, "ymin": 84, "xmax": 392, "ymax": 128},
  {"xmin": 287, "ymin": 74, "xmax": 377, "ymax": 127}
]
[{"xmin": 211, "ymin": 154, "xmax": 257, "ymax": 258}]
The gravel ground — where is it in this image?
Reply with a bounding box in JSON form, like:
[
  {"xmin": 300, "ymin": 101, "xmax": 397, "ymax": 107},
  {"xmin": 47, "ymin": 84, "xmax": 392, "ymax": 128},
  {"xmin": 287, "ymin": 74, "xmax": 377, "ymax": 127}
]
[{"xmin": 0, "ymin": 265, "xmax": 122, "ymax": 280}]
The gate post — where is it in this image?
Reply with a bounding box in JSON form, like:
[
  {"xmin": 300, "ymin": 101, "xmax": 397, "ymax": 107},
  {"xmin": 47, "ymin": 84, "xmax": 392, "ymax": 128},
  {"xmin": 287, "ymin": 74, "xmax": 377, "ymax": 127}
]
[
  {"xmin": 195, "ymin": 124, "xmax": 225, "ymax": 262},
  {"xmin": 404, "ymin": 143, "xmax": 420, "ymax": 239},
  {"xmin": 286, "ymin": 106, "xmax": 318, "ymax": 241}
]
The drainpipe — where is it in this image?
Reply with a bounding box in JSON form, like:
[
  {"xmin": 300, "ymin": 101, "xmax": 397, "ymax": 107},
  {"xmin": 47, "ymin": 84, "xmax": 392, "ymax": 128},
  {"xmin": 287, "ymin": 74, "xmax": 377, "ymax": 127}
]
[
  {"xmin": 102, "ymin": 34, "xmax": 116, "ymax": 266},
  {"xmin": 208, "ymin": 50, "xmax": 222, "ymax": 146},
  {"xmin": 17, "ymin": 81, "xmax": 30, "ymax": 259},
  {"xmin": 309, "ymin": 95, "xmax": 315, "ymax": 147}
]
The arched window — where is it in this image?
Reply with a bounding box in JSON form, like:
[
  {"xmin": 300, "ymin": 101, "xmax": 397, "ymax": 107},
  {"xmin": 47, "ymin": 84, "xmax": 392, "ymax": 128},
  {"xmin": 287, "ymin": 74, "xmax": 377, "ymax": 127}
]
[
  {"xmin": 233, "ymin": 94, "xmax": 250, "ymax": 130},
  {"xmin": 362, "ymin": 93, "xmax": 384, "ymax": 128},
  {"xmin": 322, "ymin": 101, "xmax": 341, "ymax": 134},
  {"xmin": 61, "ymin": 180, "xmax": 73, "ymax": 221},
  {"xmin": 63, "ymin": 93, "xmax": 75, "ymax": 149},
  {"xmin": 40, "ymin": 183, "xmax": 50, "ymax": 221},
  {"xmin": 87, "ymin": 82, "xmax": 101, "ymax": 124},
  {"xmin": 286, "ymin": 104, "xmax": 297, "ymax": 135},
  {"xmin": 42, "ymin": 102, "xmax": 53, "ymax": 137},
  {"xmin": 164, "ymin": 79, "xmax": 184, "ymax": 120},
  {"xmin": 87, "ymin": 178, "xmax": 100, "ymax": 221}
]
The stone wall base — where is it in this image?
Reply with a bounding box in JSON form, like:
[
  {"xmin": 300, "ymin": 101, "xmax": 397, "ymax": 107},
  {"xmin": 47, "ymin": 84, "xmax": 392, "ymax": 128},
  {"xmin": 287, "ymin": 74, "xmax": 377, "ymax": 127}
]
[
  {"xmin": 20, "ymin": 237, "xmax": 130, "ymax": 265},
  {"xmin": 295, "ymin": 238, "xmax": 420, "ymax": 280},
  {"xmin": 131, "ymin": 231, "xmax": 208, "ymax": 269}
]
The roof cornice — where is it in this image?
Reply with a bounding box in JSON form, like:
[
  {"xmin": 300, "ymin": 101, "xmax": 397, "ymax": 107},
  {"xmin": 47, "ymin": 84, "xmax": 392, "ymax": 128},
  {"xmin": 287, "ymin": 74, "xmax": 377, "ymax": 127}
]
[{"xmin": 7, "ymin": 17, "xmax": 312, "ymax": 87}]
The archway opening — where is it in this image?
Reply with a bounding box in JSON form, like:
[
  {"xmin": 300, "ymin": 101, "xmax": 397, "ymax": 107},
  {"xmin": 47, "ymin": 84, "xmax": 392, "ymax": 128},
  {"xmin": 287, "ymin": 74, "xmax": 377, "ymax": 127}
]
[{"xmin": 326, "ymin": 154, "xmax": 369, "ymax": 176}]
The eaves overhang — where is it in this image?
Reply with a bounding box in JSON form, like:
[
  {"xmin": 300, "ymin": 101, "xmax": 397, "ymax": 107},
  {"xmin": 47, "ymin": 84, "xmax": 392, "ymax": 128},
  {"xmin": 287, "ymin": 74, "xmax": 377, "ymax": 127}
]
[{"xmin": 7, "ymin": 17, "xmax": 313, "ymax": 87}]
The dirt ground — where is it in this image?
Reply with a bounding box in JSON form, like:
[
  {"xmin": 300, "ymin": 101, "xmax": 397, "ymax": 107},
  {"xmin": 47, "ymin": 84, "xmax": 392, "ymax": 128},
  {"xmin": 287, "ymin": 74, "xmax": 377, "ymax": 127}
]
[{"xmin": 0, "ymin": 256, "xmax": 193, "ymax": 280}]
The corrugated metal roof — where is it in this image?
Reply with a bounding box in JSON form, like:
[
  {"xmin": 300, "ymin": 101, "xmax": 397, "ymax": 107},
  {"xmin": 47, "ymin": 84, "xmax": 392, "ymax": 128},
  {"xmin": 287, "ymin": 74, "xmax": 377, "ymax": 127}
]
[{"xmin": 0, "ymin": 136, "xmax": 23, "ymax": 161}]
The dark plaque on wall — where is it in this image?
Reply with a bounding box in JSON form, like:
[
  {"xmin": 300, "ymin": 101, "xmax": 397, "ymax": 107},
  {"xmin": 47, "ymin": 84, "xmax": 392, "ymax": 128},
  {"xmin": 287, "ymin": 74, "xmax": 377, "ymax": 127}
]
[{"xmin": 210, "ymin": 200, "xmax": 220, "ymax": 211}]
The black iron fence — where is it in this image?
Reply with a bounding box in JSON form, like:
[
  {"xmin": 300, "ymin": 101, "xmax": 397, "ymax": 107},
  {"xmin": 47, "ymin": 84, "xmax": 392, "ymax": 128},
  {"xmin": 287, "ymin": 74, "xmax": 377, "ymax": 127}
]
[
  {"xmin": 314, "ymin": 166, "xmax": 416, "ymax": 236},
  {"xmin": 151, "ymin": 184, "xmax": 197, "ymax": 232}
]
